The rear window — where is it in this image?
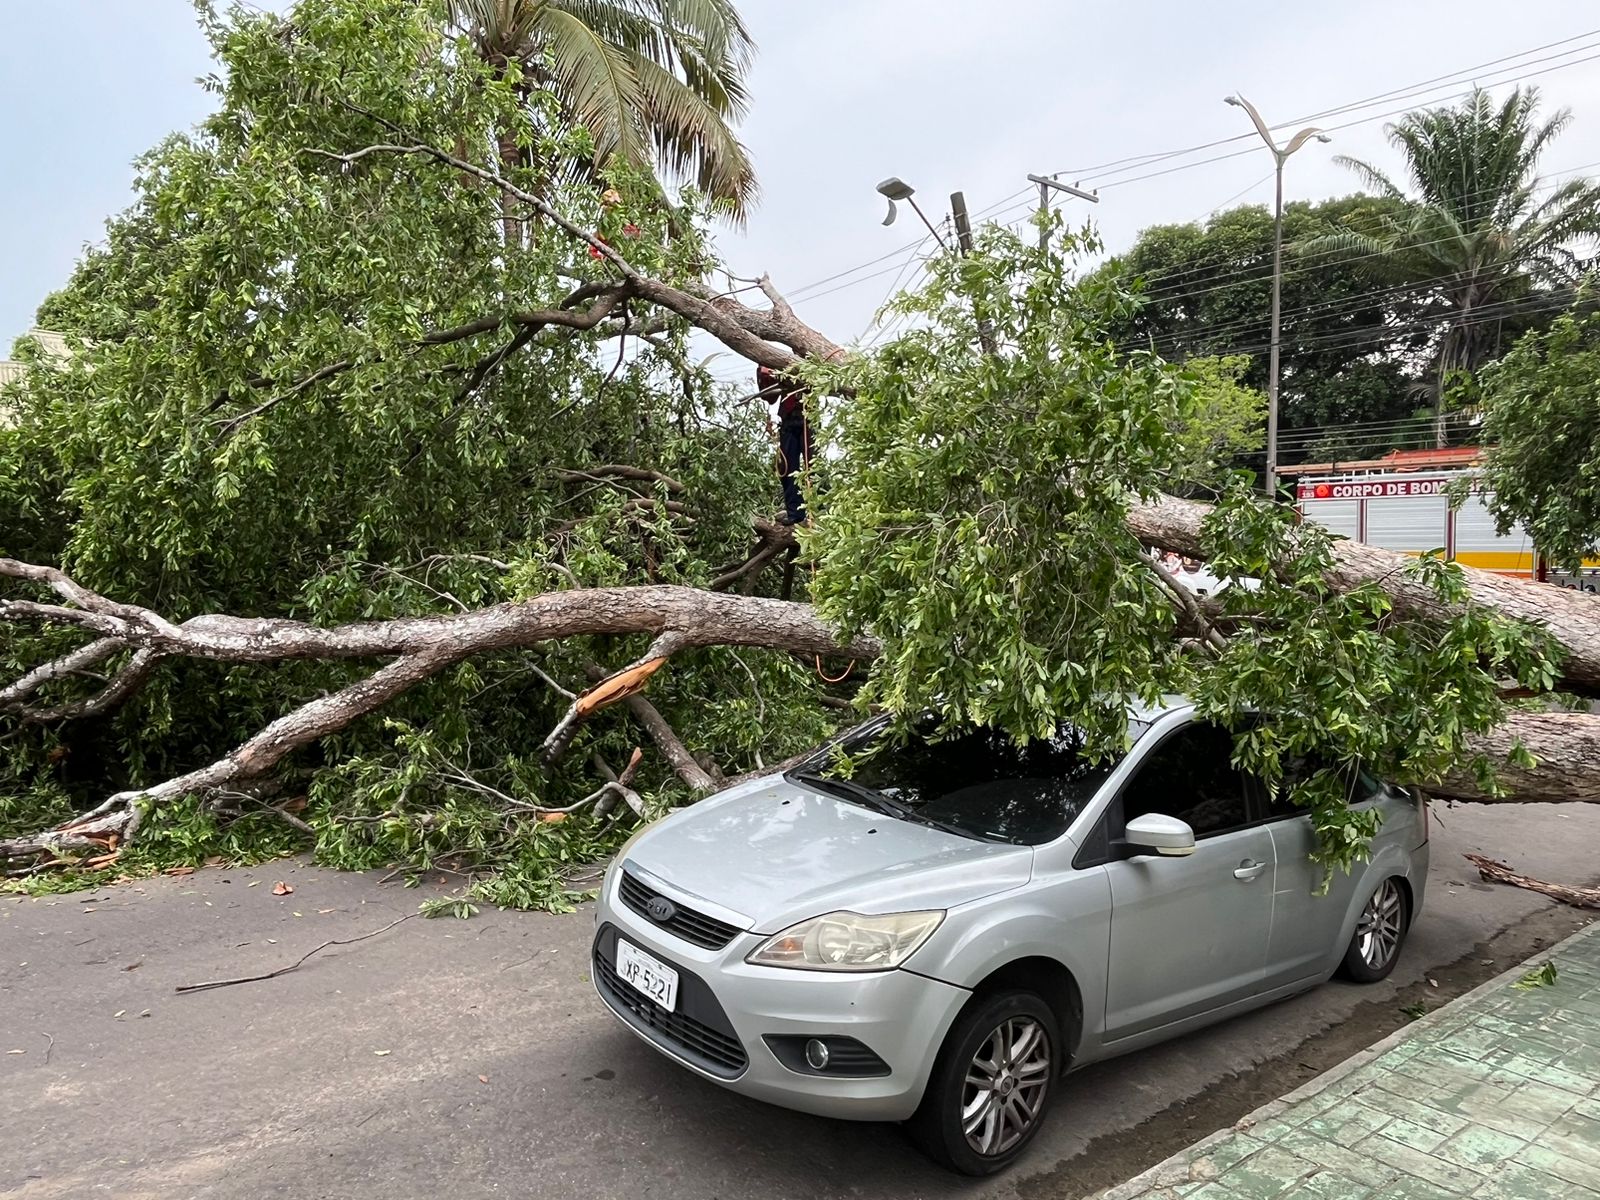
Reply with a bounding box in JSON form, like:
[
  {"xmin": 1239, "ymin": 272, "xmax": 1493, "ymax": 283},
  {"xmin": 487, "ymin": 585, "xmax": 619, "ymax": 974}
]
[{"xmin": 801, "ymin": 717, "xmax": 1146, "ymax": 845}]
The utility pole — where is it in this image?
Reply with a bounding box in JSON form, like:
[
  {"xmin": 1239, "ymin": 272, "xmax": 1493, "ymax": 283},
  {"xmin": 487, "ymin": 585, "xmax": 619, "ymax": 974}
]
[
  {"xmin": 1027, "ymin": 174, "xmax": 1098, "ymax": 255},
  {"xmin": 1225, "ymin": 95, "xmax": 1330, "ymax": 500},
  {"xmin": 950, "ymin": 190, "xmax": 976, "ymax": 254},
  {"xmin": 949, "ymin": 191, "xmax": 997, "ymax": 354}
]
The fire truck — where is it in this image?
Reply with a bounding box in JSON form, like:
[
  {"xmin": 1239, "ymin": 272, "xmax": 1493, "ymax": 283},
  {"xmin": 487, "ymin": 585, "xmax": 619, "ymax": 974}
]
[{"xmin": 1288, "ymin": 448, "xmax": 1600, "ymax": 594}]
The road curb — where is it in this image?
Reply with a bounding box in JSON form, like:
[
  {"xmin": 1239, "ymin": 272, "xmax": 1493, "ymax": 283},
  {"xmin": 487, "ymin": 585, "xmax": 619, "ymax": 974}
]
[{"xmin": 1088, "ymin": 917, "xmax": 1600, "ymax": 1200}]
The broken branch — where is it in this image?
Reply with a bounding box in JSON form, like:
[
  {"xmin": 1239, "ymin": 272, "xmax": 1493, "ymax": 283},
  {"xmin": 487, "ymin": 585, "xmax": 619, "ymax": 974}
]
[{"xmin": 1464, "ymin": 853, "xmax": 1600, "ymax": 909}]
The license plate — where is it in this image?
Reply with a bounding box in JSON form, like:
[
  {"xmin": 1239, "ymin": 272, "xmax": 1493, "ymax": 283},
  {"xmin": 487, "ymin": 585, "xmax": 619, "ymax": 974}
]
[{"xmin": 615, "ymin": 938, "xmax": 679, "ymax": 1011}]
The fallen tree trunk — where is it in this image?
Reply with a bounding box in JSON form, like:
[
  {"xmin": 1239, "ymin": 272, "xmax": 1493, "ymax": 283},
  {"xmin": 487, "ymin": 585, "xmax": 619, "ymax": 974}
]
[
  {"xmin": 1127, "ymin": 494, "xmax": 1600, "ymax": 692},
  {"xmin": 1452, "ymin": 711, "xmax": 1600, "ymax": 804}
]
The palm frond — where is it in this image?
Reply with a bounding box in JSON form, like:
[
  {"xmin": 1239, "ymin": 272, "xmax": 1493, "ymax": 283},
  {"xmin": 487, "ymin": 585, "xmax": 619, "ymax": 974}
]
[
  {"xmin": 1332, "ymin": 155, "xmax": 1406, "ymax": 201},
  {"xmin": 631, "ymin": 52, "xmax": 755, "ymax": 217},
  {"xmin": 534, "ymin": 5, "xmax": 646, "ymax": 167}
]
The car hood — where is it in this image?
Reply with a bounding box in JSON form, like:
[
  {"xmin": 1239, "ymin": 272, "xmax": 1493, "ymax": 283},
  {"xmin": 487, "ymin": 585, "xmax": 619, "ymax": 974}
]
[{"xmin": 622, "ymin": 775, "xmax": 1035, "ymax": 932}]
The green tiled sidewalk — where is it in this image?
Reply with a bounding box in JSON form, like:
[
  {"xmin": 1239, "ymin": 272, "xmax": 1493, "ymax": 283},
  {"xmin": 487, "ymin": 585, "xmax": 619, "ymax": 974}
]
[{"xmin": 1096, "ymin": 921, "xmax": 1600, "ymax": 1199}]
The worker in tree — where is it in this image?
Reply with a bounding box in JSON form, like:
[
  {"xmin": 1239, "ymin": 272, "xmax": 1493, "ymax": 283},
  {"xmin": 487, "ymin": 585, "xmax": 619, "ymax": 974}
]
[{"xmin": 756, "ymin": 362, "xmax": 812, "ymax": 524}]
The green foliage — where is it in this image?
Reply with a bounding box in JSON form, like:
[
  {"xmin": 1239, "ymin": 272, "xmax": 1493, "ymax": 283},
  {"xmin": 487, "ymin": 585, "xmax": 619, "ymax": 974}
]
[
  {"xmin": 1171, "ymin": 355, "xmax": 1265, "ymax": 488},
  {"xmin": 811, "ymin": 226, "xmax": 1563, "ymax": 874},
  {"xmin": 0, "ymin": 0, "xmax": 830, "ymax": 905},
  {"xmin": 1479, "ymin": 302, "xmax": 1600, "ymax": 569},
  {"xmin": 807, "ymin": 224, "xmax": 1190, "ymax": 750},
  {"xmin": 1512, "ymin": 960, "xmax": 1558, "ymax": 990},
  {"xmin": 1189, "ymin": 486, "xmax": 1559, "ymax": 869},
  {"xmin": 446, "ymin": 0, "xmax": 757, "ymax": 216},
  {"xmin": 419, "ymin": 896, "xmax": 480, "ymax": 919}
]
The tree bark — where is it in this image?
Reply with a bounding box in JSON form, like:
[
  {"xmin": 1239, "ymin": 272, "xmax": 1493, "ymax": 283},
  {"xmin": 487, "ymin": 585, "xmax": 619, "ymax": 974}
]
[{"xmin": 1449, "ymin": 711, "xmax": 1600, "ymax": 804}]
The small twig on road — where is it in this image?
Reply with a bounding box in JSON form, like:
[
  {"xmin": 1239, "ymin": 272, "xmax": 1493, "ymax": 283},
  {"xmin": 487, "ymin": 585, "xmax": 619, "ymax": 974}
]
[
  {"xmin": 41, "ymin": 1032, "xmax": 53, "ymax": 1065},
  {"xmin": 174, "ymin": 913, "xmax": 417, "ymax": 994}
]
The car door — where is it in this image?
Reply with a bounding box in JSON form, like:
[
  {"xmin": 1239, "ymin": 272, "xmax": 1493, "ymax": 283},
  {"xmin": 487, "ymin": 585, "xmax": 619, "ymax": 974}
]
[
  {"xmin": 1260, "ymin": 765, "xmax": 1380, "ymax": 987},
  {"xmin": 1099, "ymin": 720, "xmax": 1275, "ymax": 1042}
]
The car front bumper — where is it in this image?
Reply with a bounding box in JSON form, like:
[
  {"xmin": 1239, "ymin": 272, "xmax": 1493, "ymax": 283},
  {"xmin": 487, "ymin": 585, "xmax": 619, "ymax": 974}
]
[{"xmin": 592, "ymin": 865, "xmax": 970, "ymax": 1122}]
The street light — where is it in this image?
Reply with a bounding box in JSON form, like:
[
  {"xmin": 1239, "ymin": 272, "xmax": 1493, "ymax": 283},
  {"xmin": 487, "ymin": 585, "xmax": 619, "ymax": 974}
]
[
  {"xmin": 876, "ymin": 177, "xmax": 951, "ymax": 251},
  {"xmin": 1225, "ymin": 94, "xmax": 1331, "ymax": 499}
]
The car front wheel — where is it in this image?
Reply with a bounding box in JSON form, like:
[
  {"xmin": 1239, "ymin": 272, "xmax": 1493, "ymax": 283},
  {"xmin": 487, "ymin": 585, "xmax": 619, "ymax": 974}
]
[
  {"xmin": 907, "ymin": 990, "xmax": 1060, "ymax": 1176},
  {"xmin": 1341, "ymin": 876, "xmax": 1409, "ymax": 983}
]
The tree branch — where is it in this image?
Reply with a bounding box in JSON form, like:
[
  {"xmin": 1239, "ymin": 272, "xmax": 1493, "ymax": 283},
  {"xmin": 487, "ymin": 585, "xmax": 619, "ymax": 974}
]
[
  {"xmin": 0, "ymin": 560, "xmax": 878, "ymax": 666},
  {"xmin": 17, "ymin": 649, "xmax": 161, "ymax": 722},
  {"xmin": 214, "ymin": 285, "xmax": 631, "ymax": 440},
  {"xmin": 1138, "ymin": 550, "xmax": 1228, "ymax": 653},
  {"xmin": 307, "ymin": 138, "xmax": 845, "ymax": 370},
  {"xmin": 1126, "ymin": 494, "xmax": 1600, "ymax": 693},
  {"xmin": 553, "ymin": 465, "xmax": 687, "ymax": 495},
  {"xmin": 0, "ymin": 638, "xmax": 121, "ymax": 710}
]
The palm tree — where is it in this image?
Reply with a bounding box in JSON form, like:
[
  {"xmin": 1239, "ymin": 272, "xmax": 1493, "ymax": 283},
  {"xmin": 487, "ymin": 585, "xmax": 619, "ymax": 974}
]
[
  {"xmin": 1309, "ymin": 87, "xmax": 1600, "ymax": 430},
  {"xmin": 447, "ymin": 0, "xmax": 757, "ymax": 222}
]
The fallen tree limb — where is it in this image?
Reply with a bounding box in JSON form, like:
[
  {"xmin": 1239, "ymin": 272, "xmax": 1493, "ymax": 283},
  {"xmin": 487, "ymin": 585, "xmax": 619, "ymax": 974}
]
[
  {"xmin": 174, "ymin": 913, "xmax": 418, "ymax": 993},
  {"xmin": 13, "ymin": 648, "xmax": 161, "ymax": 722},
  {"xmin": 1126, "ymin": 494, "xmax": 1600, "ymax": 692},
  {"xmin": 0, "ymin": 563, "xmax": 878, "ymax": 665},
  {"xmin": 0, "ymin": 637, "xmax": 122, "ymax": 711},
  {"xmin": 0, "ymin": 567, "xmax": 878, "ymax": 859},
  {"xmin": 1463, "ymin": 853, "xmax": 1600, "ymax": 909}
]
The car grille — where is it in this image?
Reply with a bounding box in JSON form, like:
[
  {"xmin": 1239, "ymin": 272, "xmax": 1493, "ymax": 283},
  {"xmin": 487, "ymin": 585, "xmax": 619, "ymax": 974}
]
[
  {"xmin": 593, "ymin": 925, "xmax": 748, "ymax": 1078},
  {"xmin": 618, "ymin": 869, "xmax": 743, "ymax": 950}
]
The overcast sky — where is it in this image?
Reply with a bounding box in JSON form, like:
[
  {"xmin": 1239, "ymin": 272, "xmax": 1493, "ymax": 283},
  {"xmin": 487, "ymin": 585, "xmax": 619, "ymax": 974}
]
[{"xmin": 6, "ymin": 1, "xmax": 1600, "ymax": 369}]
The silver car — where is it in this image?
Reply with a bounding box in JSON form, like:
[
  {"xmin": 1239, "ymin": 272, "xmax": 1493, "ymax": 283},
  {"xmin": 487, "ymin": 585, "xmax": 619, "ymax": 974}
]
[{"xmin": 592, "ymin": 699, "xmax": 1428, "ymax": 1175}]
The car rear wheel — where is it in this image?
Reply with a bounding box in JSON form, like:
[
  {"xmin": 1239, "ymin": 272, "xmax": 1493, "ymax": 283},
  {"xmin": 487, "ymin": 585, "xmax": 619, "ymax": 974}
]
[
  {"xmin": 1341, "ymin": 876, "xmax": 1409, "ymax": 983},
  {"xmin": 907, "ymin": 990, "xmax": 1060, "ymax": 1176}
]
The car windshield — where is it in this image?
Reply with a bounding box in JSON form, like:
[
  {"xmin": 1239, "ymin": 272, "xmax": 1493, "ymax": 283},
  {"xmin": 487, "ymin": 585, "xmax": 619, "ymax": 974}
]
[{"xmin": 790, "ymin": 716, "xmax": 1147, "ymax": 845}]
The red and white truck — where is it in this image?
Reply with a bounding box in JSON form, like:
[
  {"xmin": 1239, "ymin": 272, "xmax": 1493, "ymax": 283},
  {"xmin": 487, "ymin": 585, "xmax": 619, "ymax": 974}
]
[{"xmin": 1288, "ymin": 448, "xmax": 1600, "ymax": 594}]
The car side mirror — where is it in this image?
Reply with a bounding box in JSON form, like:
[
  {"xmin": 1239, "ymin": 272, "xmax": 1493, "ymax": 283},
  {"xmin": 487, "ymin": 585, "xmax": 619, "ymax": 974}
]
[{"xmin": 1123, "ymin": 813, "xmax": 1196, "ymax": 857}]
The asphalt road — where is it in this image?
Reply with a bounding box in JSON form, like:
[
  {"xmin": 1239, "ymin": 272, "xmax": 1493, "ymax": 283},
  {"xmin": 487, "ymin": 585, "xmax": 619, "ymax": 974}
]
[{"xmin": 4, "ymin": 802, "xmax": 1597, "ymax": 1200}]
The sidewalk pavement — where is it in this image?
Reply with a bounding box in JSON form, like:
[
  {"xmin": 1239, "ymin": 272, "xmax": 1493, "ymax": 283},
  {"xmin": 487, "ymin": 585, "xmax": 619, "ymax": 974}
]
[{"xmin": 1094, "ymin": 919, "xmax": 1600, "ymax": 1200}]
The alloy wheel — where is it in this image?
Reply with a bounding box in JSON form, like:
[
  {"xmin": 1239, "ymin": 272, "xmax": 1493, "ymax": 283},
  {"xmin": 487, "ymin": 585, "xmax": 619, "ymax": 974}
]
[
  {"xmin": 960, "ymin": 1016, "xmax": 1052, "ymax": 1156},
  {"xmin": 1356, "ymin": 879, "xmax": 1405, "ymax": 970}
]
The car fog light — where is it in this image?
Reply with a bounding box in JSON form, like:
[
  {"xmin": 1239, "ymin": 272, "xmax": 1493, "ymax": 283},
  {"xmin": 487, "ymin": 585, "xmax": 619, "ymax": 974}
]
[{"xmin": 804, "ymin": 1039, "xmax": 830, "ymax": 1071}]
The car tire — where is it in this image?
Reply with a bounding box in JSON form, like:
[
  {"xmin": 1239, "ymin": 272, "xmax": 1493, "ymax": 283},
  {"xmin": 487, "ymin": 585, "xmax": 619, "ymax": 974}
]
[
  {"xmin": 907, "ymin": 990, "xmax": 1061, "ymax": 1176},
  {"xmin": 1340, "ymin": 876, "xmax": 1410, "ymax": 983}
]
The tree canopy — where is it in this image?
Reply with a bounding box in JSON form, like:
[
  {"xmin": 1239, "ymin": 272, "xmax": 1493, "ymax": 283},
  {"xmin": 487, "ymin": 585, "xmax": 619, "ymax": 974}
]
[
  {"xmin": 1479, "ymin": 303, "xmax": 1600, "ymax": 571},
  {"xmin": 0, "ymin": 0, "xmax": 811, "ymax": 904},
  {"xmin": 447, "ymin": 0, "xmax": 757, "ymax": 217},
  {"xmin": 1090, "ymin": 196, "xmax": 1439, "ymax": 464}
]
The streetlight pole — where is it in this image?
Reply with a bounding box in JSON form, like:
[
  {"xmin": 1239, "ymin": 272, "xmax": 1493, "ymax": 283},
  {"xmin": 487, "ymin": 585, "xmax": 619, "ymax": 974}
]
[{"xmin": 1225, "ymin": 95, "xmax": 1330, "ymax": 500}]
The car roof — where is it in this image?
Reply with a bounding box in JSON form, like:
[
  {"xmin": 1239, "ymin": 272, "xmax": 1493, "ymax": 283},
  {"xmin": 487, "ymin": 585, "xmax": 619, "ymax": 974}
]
[{"xmin": 1127, "ymin": 694, "xmax": 1193, "ymax": 723}]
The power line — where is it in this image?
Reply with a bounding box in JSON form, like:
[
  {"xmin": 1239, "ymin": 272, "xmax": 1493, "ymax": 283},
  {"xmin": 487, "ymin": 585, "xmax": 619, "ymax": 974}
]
[
  {"xmin": 1123, "ymin": 160, "xmax": 1600, "ymax": 313},
  {"xmin": 729, "ymin": 30, "xmax": 1600, "ymax": 335},
  {"xmin": 1090, "ymin": 48, "xmax": 1600, "ymax": 193},
  {"xmin": 1055, "ymin": 30, "xmax": 1600, "ymax": 184}
]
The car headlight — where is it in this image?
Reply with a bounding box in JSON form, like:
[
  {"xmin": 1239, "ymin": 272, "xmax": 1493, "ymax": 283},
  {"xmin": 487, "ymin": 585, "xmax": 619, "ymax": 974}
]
[{"xmin": 746, "ymin": 910, "xmax": 944, "ymax": 971}]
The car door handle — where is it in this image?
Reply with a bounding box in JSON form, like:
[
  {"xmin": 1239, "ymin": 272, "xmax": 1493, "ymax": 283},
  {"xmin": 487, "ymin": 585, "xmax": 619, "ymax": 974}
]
[{"xmin": 1234, "ymin": 859, "xmax": 1267, "ymax": 882}]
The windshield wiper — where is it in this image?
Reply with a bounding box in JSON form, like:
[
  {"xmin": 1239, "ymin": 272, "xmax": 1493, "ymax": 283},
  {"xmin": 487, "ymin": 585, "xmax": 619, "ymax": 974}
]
[
  {"xmin": 790, "ymin": 770, "xmax": 895, "ymax": 815},
  {"xmin": 788, "ymin": 770, "xmax": 987, "ymax": 841}
]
